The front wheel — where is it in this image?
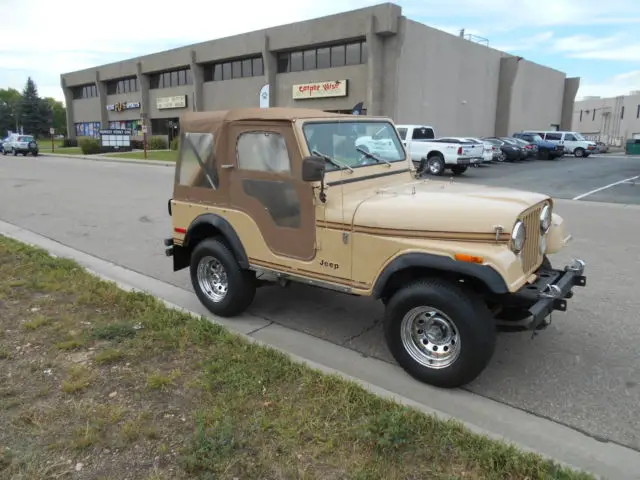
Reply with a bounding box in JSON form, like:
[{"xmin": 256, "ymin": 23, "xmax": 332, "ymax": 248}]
[
  {"xmin": 574, "ymin": 147, "xmax": 585, "ymax": 157},
  {"xmin": 451, "ymin": 165, "xmax": 467, "ymax": 176},
  {"xmin": 383, "ymin": 278, "xmax": 496, "ymax": 388},
  {"xmin": 189, "ymin": 238, "xmax": 256, "ymax": 317}
]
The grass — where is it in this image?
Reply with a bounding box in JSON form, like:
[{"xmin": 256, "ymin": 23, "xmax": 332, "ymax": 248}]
[
  {"xmin": 0, "ymin": 235, "xmax": 596, "ymax": 480},
  {"xmin": 105, "ymin": 150, "xmax": 177, "ymax": 161}
]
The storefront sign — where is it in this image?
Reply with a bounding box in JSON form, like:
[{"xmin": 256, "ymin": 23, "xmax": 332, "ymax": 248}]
[
  {"xmin": 292, "ymin": 80, "xmax": 348, "ymax": 99},
  {"xmin": 156, "ymin": 95, "xmax": 187, "ymax": 109},
  {"xmin": 99, "ymin": 129, "xmax": 132, "ymax": 136},
  {"xmin": 106, "ymin": 101, "xmax": 140, "ymax": 112},
  {"xmin": 259, "ymin": 84, "xmax": 269, "ymax": 108}
]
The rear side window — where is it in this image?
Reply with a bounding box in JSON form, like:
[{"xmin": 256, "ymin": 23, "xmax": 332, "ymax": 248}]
[
  {"xmin": 178, "ymin": 132, "xmax": 218, "ymax": 189},
  {"xmin": 412, "ymin": 127, "xmax": 435, "ymax": 140},
  {"xmin": 545, "ymin": 133, "xmax": 562, "ymax": 141}
]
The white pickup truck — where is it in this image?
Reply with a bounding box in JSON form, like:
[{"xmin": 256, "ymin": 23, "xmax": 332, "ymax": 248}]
[{"xmin": 395, "ymin": 124, "xmax": 484, "ymax": 176}]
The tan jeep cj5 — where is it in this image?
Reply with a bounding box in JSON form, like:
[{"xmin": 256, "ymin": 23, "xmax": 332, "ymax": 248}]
[{"xmin": 164, "ymin": 107, "xmax": 587, "ymax": 389}]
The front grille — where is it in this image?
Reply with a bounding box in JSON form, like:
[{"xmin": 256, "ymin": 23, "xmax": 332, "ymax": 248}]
[{"xmin": 519, "ymin": 204, "xmax": 544, "ymax": 274}]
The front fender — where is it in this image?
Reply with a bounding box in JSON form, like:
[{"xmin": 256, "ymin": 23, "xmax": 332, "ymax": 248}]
[{"xmin": 545, "ymin": 213, "xmax": 572, "ymax": 255}]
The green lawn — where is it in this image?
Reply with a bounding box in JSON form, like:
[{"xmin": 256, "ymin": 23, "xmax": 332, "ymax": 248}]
[
  {"xmin": 0, "ymin": 235, "xmax": 594, "ymax": 480},
  {"xmin": 105, "ymin": 150, "xmax": 177, "ymax": 162}
]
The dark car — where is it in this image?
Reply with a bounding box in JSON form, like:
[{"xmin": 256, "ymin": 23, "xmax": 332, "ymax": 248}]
[
  {"xmin": 482, "ymin": 137, "xmax": 523, "ymax": 162},
  {"xmin": 513, "ymin": 132, "xmax": 562, "ymax": 160},
  {"xmin": 511, "ymin": 137, "xmax": 538, "ymax": 159}
]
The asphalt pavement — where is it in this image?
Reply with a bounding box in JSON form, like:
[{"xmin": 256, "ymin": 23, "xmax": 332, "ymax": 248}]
[{"xmin": 1, "ymin": 152, "xmax": 639, "ymax": 454}]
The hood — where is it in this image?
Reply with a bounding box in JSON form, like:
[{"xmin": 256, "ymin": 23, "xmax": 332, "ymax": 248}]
[{"xmin": 341, "ymin": 177, "xmax": 549, "ymax": 234}]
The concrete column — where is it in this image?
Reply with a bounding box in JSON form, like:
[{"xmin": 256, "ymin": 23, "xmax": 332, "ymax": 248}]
[
  {"xmin": 136, "ymin": 62, "xmax": 151, "ymax": 132},
  {"xmin": 95, "ymin": 72, "xmax": 108, "ymax": 129},
  {"xmin": 60, "ymin": 77, "xmax": 75, "ymax": 139},
  {"xmin": 262, "ymin": 35, "xmax": 277, "ymax": 107},
  {"xmin": 494, "ymin": 56, "xmax": 520, "ymax": 136},
  {"xmin": 365, "ymin": 15, "xmax": 384, "ymax": 116},
  {"xmin": 189, "ymin": 50, "xmax": 204, "ymax": 112},
  {"xmin": 560, "ymin": 77, "xmax": 580, "ymax": 131}
]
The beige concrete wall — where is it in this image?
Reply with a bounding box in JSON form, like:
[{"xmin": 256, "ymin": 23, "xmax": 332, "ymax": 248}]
[
  {"xmin": 508, "ymin": 59, "xmax": 564, "ymax": 134},
  {"xmin": 106, "ymin": 93, "xmax": 141, "ymax": 122},
  {"xmin": 148, "ymin": 85, "xmax": 193, "ymax": 118},
  {"xmin": 573, "ymin": 93, "xmax": 640, "ymax": 142},
  {"xmin": 276, "ymin": 65, "xmax": 368, "ymax": 110},
  {"xmin": 71, "ymin": 98, "xmax": 101, "ymax": 123},
  {"xmin": 203, "ymin": 77, "xmax": 265, "ymax": 110},
  {"xmin": 394, "ymin": 19, "xmax": 502, "ymax": 137}
]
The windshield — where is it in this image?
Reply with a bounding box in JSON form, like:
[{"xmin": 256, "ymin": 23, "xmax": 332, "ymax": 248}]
[
  {"xmin": 574, "ymin": 132, "xmax": 586, "ymax": 141},
  {"xmin": 302, "ymin": 120, "xmax": 406, "ymax": 171},
  {"xmin": 18, "ymin": 136, "xmax": 34, "ymax": 142},
  {"xmin": 530, "ymin": 134, "xmax": 543, "ymax": 142},
  {"xmin": 501, "ymin": 138, "xmax": 518, "ymax": 145}
]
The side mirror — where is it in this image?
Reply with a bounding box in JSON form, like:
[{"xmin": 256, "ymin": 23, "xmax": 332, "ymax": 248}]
[{"xmin": 301, "ymin": 155, "xmax": 325, "ymax": 182}]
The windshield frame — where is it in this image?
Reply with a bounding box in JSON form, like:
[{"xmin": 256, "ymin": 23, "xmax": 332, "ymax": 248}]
[
  {"xmin": 300, "ymin": 119, "xmax": 407, "ymax": 173},
  {"xmin": 573, "ymin": 132, "xmax": 586, "ymax": 141}
]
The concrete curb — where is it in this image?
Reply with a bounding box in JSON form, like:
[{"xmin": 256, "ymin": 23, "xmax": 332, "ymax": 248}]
[
  {"xmin": 3, "ymin": 220, "xmax": 640, "ymax": 479},
  {"xmin": 39, "ymin": 152, "xmax": 174, "ymax": 167}
]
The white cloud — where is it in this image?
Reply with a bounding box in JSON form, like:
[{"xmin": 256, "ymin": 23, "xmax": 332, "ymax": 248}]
[
  {"xmin": 492, "ymin": 31, "xmax": 554, "ymax": 52},
  {"xmin": 569, "ymin": 43, "xmax": 640, "ymax": 60},
  {"xmin": 577, "ymin": 70, "xmax": 640, "ymax": 99}
]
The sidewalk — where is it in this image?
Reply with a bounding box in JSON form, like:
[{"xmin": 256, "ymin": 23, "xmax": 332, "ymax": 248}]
[{"xmin": 39, "ymin": 151, "xmax": 174, "ymax": 167}]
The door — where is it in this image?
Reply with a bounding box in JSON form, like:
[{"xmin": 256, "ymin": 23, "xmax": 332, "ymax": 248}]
[
  {"xmin": 562, "ymin": 132, "xmax": 579, "ymax": 153},
  {"xmin": 227, "ymin": 122, "xmax": 317, "ymax": 261}
]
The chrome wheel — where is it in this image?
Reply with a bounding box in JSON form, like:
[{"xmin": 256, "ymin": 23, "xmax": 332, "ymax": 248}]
[
  {"xmin": 400, "ymin": 306, "xmax": 461, "ymax": 369},
  {"xmin": 428, "ymin": 157, "xmax": 444, "ymax": 175},
  {"xmin": 196, "ymin": 256, "xmax": 228, "ymax": 303}
]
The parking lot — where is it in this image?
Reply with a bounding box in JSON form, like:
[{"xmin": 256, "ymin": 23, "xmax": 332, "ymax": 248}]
[{"xmin": 1, "ymin": 151, "xmax": 639, "ymax": 456}]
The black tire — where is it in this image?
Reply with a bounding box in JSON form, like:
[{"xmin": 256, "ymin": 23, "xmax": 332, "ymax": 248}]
[
  {"xmin": 451, "ymin": 165, "xmax": 467, "ymax": 176},
  {"xmin": 426, "ymin": 154, "xmax": 445, "ymax": 176},
  {"xmin": 13, "ymin": 149, "xmax": 17, "ymax": 156},
  {"xmin": 574, "ymin": 147, "xmax": 585, "ymax": 158},
  {"xmin": 189, "ymin": 237, "xmax": 256, "ymax": 317},
  {"xmin": 383, "ymin": 278, "xmax": 496, "ymax": 388}
]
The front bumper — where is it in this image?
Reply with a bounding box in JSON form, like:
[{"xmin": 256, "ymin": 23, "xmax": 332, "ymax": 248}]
[{"xmin": 495, "ymin": 258, "xmax": 587, "ymax": 332}]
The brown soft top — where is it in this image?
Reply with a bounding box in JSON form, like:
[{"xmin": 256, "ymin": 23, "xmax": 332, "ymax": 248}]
[{"xmin": 179, "ymin": 107, "xmax": 389, "ymax": 133}]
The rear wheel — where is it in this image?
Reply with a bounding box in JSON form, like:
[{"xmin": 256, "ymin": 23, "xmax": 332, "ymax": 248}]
[
  {"xmin": 426, "ymin": 154, "xmax": 445, "ymax": 176},
  {"xmin": 189, "ymin": 238, "xmax": 256, "ymax": 317},
  {"xmin": 383, "ymin": 278, "xmax": 496, "ymax": 388}
]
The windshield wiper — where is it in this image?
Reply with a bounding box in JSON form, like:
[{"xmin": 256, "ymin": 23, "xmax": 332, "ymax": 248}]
[
  {"xmin": 312, "ymin": 149, "xmax": 354, "ymax": 172},
  {"xmin": 356, "ymin": 146, "xmax": 392, "ymax": 166}
]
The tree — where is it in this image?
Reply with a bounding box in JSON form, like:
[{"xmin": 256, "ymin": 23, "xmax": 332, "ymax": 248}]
[
  {"xmin": 20, "ymin": 77, "xmax": 51, "ymax": 138},
  {"xmin": 43, "ymin": 97, "xmax": 67, "ymax": 136},
  {"xmin": 0, "ymin": 87, "xmax": 22, "ymax": 137}
]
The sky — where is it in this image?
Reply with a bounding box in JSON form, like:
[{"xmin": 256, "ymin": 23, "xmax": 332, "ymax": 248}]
[{"xmin": 1, "ymin": 0, "xmax": 639, "ymax": 104}]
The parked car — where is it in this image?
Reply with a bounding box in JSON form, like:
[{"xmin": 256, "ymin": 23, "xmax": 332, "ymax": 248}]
[
  {"xmin": 595, "ymin": 141, "xmax": 609, "ymax": 153},
  {"xmin": 438, "ymin": 137, "xmax": 494, "ymax": 164},
  {"xmin": 2, "ymin": 133, "xmax": 39, "ymax": 156},
  {"xmin": 511, "ymin": 137, "xmax": 538, "ymax": 159},
  {"xmin": 0, "ymin": 137, "xmax": 7, "ymax": 153},
  {"xmin": 164, "ymin": 107, "xmax": 588, "ymax": 389},
  {"xmin": 513, "ymin": 132, "xmax": 563, "ymax": 160},
  {"xmin": 395, "ymin": 125, "xmax": 484, "ymax": 176},
  {"xmin": 522, "ymin": 130, "xmax": 596, "ymax": 158},
  {"xmin": 482, "ymin": 137, "xmax": 523, "ymax": 162}
]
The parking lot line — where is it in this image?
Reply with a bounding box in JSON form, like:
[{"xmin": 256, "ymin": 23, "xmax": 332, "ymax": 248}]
[{"xmin": 572, "ymin": 175, "xmax": 639, "ymax": 201}]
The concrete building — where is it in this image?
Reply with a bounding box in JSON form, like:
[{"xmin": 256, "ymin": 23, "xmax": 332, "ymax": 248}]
[
  {"xmin": 60, "ymin": 2, "xmax": 579, "ymax": 141},
  {"xmin": 572, "ymin": 91, "xmax": 640, "ymax": 146}
]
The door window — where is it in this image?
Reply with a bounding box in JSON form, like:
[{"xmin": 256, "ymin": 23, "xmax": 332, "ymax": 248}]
[
  {"xmin": 564, "ymin": 133, "xmax": 577, "ymax": 141},
  {"xmin": 237, "ymin": 131, "xmax": 291, "ymax": 173}
]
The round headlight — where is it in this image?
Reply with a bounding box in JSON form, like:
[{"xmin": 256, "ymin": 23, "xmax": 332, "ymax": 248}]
[
  {"xmin": 511, "ymin": 220, "xmax": 526, "ymax": 254},
  {"xmin": 540, "ymin": 204, "xmax": 552, "ymax": 234}
]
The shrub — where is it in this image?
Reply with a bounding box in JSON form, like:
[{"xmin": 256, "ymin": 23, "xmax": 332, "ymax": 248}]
[
  {"xmin": 79, "ymin": 138, "xmax": 101, "ymax": 155},
  {"xmin": 170, "ymin": 137, "xmax": 179, "ymax": 151},
  {"xmin": 131, "ymin": 140, "xmax": 144, "ymax": 150},
  {"xmin": 147, "ymin": 136, "xmax": 168, "ymax": 150},
  {"xmin": 63, "ymin": 138, "xmax": 78, "ymax": 148}
]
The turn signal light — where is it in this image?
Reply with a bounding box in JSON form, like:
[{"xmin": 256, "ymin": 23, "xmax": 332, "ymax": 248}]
[{"xmin": 455, "ymin": 253, "xmax": 484, "ymax": 264}]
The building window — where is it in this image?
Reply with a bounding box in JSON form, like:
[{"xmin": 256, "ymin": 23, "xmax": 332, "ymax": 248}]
[
  {"xmin": 72, "ymin": 84, "xmax": 98, "ymax": 99},
  {"xmin": 106, "ymin": 77, "xmax": 138, "ymax": 95},
  {"xmin": 637, "ymin": 104, "xmax": 640, "ymax": 118},
  {"xmin": 579, "ymin": 110, "xmax": 583, "ymax": 122},
  {"xmin": 621, "ymin": 106, "xmax": 625, "ymax": 119},
  {"xmin": 74, "ymin": 121, "xmax": 101, "ymax": 137},
  {"xmin": 276, "ymin": 40, "xmax": 367, "ymax": 73},
  {"xmin": 203, "ymin": 55, "xmax": 264, "ymax": 82},
  {"xmin": 149, "ymin": 68, "xmax": 192, "ymax": 89},
  {"xmin": 237, "ymin": 131, "xmax": 291, "ymax": 173},
  {"xmin": 109, "ymin": 119, "xmax": 142, "ymax": 135},
  {"xmin": 592, "ymin": 109, "xmax": 596, "ymax": 121}
]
